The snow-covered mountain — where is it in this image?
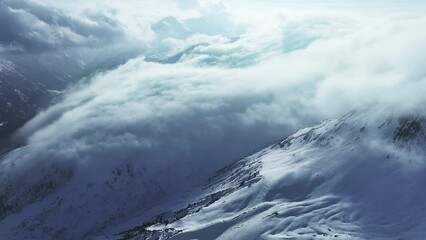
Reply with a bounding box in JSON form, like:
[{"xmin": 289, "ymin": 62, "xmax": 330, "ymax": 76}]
[
  {"xmin": 1, "ymin": 110, "xmax": 426, "ymax": 239},
  {"xmin": 107, "ymin": 111, "xmax": 426, "ymax": 240},
  {"xmin": 100, "ymin": 111, "xmax": 426, "ymax": 240}
]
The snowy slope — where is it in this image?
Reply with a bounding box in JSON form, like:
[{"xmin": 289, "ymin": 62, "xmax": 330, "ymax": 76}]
[
  {"xmin": 1, "ymin": 110, "xmax": 426, "ymax": 239},
  {"xmin": 108, "ymin": 111, "xmax": 426, "ymax": 240}
]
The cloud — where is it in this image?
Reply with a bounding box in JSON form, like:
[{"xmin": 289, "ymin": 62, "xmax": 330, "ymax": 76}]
[
  {"xmin": 2, "ymin": 1, "xmax": 426, "ymax": 237},
  {"xmin": 0, "ymin": 0, "xmax": 124, "ymax": 53},
  {"xmin": 10, "ymin": 6, "xmax": 426, "ymax": 190}
]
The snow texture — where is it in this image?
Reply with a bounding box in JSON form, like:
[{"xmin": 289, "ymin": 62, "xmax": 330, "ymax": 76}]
[
  {"xmin": 1, "ymin": 111, "xmax": 426, "ymax": 239},
  {"xmin": 110, "ymin": 111, "xmax": 426, "ymax": 240}
]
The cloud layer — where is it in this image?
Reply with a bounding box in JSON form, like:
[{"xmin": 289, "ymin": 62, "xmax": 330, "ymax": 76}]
[
  {"xmin": 10, "ymin": 0, "xmax": 426, "ymax": 193},
  {"xmin": 0, "ymin": 0, "xmax": 124, "ymax": 53}
]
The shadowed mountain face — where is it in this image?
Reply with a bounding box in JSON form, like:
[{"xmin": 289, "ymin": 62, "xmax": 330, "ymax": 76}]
[
  {"xmin": 0, "ymin": 0, "xmax": 143, "ymax": 152},
  {"xmin": 0, "ymin": 48, "xmax": 142, "ymax": 154},
  {"xmin": 0, "ymin": 53, "xmax": 82, "ymax": 138}
]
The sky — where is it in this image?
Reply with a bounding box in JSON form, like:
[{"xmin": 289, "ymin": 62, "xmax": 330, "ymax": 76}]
[{"xmin": 1, "ymin": 0, "xmax": 426, "ymax": 221}]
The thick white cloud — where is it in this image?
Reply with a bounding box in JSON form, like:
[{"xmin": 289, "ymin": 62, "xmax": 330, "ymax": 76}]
[{"xmin": 11, "ymin": 0, "xmax": 426, "ymax": 192}]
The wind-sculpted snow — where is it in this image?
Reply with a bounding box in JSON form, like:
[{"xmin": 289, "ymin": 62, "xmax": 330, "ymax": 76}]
[{"xmin": 111, "ymin": 111, "xmax": 426, "ymax": 240}]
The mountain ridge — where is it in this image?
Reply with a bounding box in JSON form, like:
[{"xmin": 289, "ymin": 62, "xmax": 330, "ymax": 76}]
[{"xmin": 109, "ymin": 110, "xmax": 426, "ymax": 240}]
